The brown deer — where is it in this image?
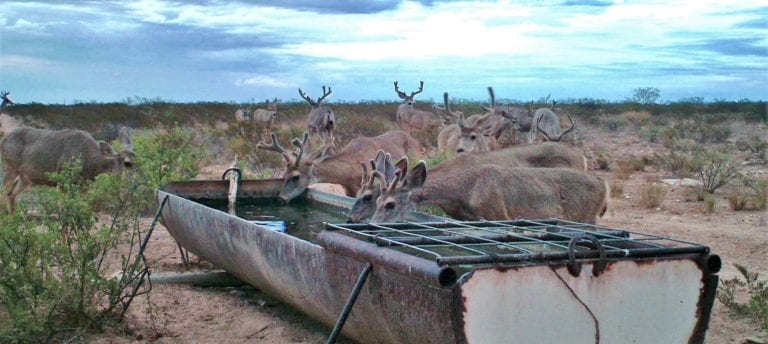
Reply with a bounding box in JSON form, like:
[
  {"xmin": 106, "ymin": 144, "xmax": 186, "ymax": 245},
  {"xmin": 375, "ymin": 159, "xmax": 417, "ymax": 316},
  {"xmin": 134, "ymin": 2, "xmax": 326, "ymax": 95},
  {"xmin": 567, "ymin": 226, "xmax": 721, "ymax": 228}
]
[
  {"xmin": 493, "ymin": 100, "xmax": 575, "ymax": 143},
  {"xmin": 1, "ymin": 126, "xmax": 135, "ymax": 212},
  {"xmin": 348, "ymin": 142, "xmax": 589, "ymax": 222},
  {"xmin": 393, "ymin": 81, "xmax": 446, "ymax": 136},
  {"xmin": 299, "ymin": 86, "xmax": 335, "ymax": 142},
  {"xmin": 258, "ymin": 130, "xmax": 423, "ymax": 202},
  {"xmin": 235, "ymin": 99, "xmax": 279, "ymax": 138},
  {"xmin": 348, "ymin": 150, "xmax": 402, "ymax": 222},
  {"xmin": 1, "ymin": 91, "xmax": 14, "ymax": 112},
  {"xmin": 370, "ymin": 157, "xmax": 607, "ymax": 224},
  {"xmin": 436, "ymin": 87, "xmax": 511, "ymax": 155}
]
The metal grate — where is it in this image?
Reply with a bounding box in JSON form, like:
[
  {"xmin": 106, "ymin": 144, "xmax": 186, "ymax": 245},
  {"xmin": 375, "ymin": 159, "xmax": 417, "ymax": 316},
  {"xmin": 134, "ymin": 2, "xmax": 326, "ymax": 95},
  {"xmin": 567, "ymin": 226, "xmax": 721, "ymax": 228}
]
[{"xmin": 324, "ymin": 219, "xmax": 710, "ymax": 267}]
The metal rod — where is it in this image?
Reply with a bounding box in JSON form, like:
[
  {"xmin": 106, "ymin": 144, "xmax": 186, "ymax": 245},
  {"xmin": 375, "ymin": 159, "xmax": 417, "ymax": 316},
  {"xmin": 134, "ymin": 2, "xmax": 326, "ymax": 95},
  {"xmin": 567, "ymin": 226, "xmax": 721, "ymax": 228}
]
[
  {"xmin": 436, "ymin": 246, "xmax": 710, "ymax": 266},
  {"xmin": 326, "ymin": 263, "xmax": 373, "ymax": 344},
  {"xmin": 375, "ymin": 230, "xmax": 630, "ymax": 246}
]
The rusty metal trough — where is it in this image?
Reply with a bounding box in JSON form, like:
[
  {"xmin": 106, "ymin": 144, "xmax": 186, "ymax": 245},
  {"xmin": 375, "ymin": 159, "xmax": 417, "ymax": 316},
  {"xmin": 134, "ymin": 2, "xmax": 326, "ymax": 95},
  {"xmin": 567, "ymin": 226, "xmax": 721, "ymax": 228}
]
[{"xmin": 158, "ymin": 179, "xmax": 720, "ymax": 344}]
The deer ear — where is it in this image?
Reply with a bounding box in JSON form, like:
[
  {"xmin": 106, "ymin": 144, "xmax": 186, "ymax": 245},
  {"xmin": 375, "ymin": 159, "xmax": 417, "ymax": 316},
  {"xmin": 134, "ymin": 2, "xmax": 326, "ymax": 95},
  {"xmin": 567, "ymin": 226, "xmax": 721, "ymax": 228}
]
[
  {"xmin": 394, "ymin": 157, "xmax": 408, "ymax": 179},
  {"xmin": 99, "ymin": 141, "xmax": 117, "ymax": 156},
  {"xmin": 404, "ymin": 161, "xmax": 427, "ymax": 189},
  {"xmin": 118, "ymin": 127, "xmax": 133, "ymax": 150}
]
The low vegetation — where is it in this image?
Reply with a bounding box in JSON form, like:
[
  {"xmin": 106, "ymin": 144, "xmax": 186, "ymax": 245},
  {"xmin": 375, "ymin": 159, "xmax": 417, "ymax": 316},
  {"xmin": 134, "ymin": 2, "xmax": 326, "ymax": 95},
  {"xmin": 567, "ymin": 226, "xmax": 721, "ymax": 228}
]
[
  {"xmin": 718, "ymin": 264, "xmax": 768, "ymax": 331},
  {"xmin": 0, "ymin": 129, "xmax": 201, "ymax": 342},
  {"xmin": 639, "ymin": 182, "xmax": 667, "ymax": 209}
]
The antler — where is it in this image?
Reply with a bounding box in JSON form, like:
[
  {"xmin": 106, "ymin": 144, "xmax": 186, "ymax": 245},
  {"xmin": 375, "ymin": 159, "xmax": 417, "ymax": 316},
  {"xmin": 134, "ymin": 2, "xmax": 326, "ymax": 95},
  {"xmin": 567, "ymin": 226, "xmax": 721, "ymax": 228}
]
[
  {"xmin": 411, "ymin": 81, "xmax": 424, "ymax": 97},
  {"xmin": 317, "ymin": 86, "xmax": 332, "ymax": 104},
  {"xmin": 1, "ymin": 91, "xmax": 9, "ymax": 98},
  {"xmin": 257, "ymin": 132, "xmax": 293, "ymax": 163},
  {"xmin": 298, "ymin": 88, "xmax": 316, "ymax": 106},
  {"xmin": 540, "ymin": 112, "xmax": 576, "ymax": 142},
  {"xmin": 394, "ymin": 81, "xmax": 408, "ymax": 99},
  {"xmin": 290, "ymin": 132, "xmax": 310, "ymax": 166}
]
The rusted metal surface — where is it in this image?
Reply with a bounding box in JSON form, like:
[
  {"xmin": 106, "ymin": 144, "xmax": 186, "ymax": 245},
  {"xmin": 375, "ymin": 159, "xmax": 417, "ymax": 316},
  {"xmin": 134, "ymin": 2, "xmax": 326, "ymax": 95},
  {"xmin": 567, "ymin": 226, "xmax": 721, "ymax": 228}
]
[
  {"xmin": 158, "ymin": 180, "xmax": 718, "ymax": 344},
  {"xmin": 157, "ymin": 184, "xmax": 461, "ymax": 343},
  {"xmin": 460, "ymin": 259, "xmax": 717, "ymax": 344}
]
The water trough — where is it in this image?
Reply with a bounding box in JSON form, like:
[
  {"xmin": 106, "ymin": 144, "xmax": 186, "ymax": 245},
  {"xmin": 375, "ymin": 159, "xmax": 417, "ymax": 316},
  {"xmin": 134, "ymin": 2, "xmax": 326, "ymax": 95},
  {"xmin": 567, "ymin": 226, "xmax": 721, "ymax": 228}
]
[{"xmin": 158, "ymin": 178, "xmax": 720, "ymax": 344}]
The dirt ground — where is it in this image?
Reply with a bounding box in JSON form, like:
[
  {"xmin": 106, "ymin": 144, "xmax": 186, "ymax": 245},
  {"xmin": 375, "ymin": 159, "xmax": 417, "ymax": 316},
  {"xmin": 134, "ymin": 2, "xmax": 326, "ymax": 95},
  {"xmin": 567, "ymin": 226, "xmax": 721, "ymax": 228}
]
[{"xmin": 89, "ymin": 123, "xmax": 766, "ymax": 344}]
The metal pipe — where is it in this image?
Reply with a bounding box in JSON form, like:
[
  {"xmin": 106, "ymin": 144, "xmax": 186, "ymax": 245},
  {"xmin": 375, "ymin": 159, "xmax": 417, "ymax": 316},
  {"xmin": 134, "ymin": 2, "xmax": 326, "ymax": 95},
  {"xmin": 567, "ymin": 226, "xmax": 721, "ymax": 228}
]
[
  {"xmin": 326, "ymin": 263, "xmax": 373, "ymax": 344},
  {"xmin": 317, "ymin": 230, "xmax": 458, "ymax": 287}
]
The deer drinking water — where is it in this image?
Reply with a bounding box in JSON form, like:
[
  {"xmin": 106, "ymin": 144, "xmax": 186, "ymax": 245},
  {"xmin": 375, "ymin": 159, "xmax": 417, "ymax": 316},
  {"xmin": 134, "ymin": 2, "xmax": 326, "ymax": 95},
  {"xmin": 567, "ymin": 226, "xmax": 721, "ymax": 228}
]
[
  {"xmin": 0, "ymin": 126, "xmax": 135, "ymax": 212},
  {"xmin": 299, "ymin": 86, "xmax": 335, "ymax": 142},
  {"xmin": 258, "ymin": 130, "xmax": 423, "ymax": 202},
  {"xmin": 369, "ymin": 157, "xmax": 607, "ymax": 224},
  {"xmin": 347, "ymin": 142, "xmax": 590, "ymax": 222}
]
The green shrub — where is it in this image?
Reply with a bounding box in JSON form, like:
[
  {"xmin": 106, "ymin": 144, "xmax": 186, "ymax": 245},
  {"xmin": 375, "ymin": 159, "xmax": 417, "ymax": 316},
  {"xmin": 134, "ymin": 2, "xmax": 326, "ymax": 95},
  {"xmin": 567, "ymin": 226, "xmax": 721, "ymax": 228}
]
[
  {"xmin": 728, "ymin": 176, "xmax": 768, "ymax": 211},
  {"xmin": 132, "ymin": 127, "xmax": 205, "ymax": 193},
  {"xmin": 736, "ymin": 135, "xmax": 768, "ymax": 161},
  {"xmin": 718, "ymin": 264, "xmax": 768, "ymax": 331},
  {"xmin": 703, "ymin": 193, "xmax": 717, "ymax": 213},
  {"xmin": 641, "ymin": 126, "xmax": 663, "ymax": 143},
  {"xmin": 693, "ymin": 148, "xmax": 740, "ymax": 194},
  {"xmin": 639, "ymin": 182, "xmax": 667, "ymax": 209},
  {"xmin": 655, "ymin": 150, "xmax": 698, "ymax": 179},
  {"xmin": 0, "ymin": 162, "xmax": 153, "ymax": 342}
]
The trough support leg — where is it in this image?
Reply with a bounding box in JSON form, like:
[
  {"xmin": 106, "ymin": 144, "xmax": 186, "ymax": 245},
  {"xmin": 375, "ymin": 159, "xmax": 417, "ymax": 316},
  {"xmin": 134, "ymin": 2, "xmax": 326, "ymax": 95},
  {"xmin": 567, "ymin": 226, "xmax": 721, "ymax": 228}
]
[{"xmin": 326, "ymin": 263, "xmax": 373, "ymax": 344}]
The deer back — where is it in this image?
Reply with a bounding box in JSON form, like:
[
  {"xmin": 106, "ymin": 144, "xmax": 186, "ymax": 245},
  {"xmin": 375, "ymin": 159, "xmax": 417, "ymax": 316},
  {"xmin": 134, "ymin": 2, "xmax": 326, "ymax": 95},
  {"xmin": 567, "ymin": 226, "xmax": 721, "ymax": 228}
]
[
  {"xmin": 352, "ymin": 143, "xmax": 586, "ymax": 223},
  {"xmin": 372, "ymin": 162, "xmax": 605, "ymax": 224},
  {"xmin": 0, "ymin": 127, "xmax": 134, "ymax": 185}
]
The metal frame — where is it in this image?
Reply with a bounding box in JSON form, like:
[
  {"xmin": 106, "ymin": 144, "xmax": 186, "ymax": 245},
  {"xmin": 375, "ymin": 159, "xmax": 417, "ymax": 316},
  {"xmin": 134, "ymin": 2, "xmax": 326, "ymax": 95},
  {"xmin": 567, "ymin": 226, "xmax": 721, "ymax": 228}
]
[{"xmin": 325, "ymin": 219, "xmax": 711, "ymax": 267}]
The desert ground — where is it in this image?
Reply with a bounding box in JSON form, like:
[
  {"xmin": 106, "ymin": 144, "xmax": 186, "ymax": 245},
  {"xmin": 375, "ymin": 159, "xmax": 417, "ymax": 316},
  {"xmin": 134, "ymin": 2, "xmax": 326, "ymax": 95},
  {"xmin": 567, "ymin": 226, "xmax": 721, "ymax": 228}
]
[{"xmin": 1, "ymin": 108, "xmax": 765, "ymax": 344}]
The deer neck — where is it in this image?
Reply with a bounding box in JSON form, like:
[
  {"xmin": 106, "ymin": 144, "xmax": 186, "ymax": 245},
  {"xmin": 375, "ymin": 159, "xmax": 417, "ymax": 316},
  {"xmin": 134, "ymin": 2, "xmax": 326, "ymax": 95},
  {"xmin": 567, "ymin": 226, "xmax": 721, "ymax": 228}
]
[{"xmin": 312, "ymin": 157, "xmax": 352, "ymax": 186}]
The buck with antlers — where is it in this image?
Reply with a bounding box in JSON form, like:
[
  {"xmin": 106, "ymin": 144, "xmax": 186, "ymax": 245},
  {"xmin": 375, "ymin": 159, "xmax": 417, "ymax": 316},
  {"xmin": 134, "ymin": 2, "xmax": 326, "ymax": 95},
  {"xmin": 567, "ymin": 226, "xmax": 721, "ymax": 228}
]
[
  {"xmin": 257, "ymin": 130, "xmax": 423, "ymax": 202},
  {"xmin": 435, "ymin": 88, "xmax": 510, "ymax": 155},
  {"xmin": 1, "ymin": 91, "xmax": 15, "ymax": 112},
  {"xmin": 490, "ymin": 100, "xmax": 576, "ymax": 143},
  {"xmin": 299, "ymin": 86, "xmax": 335, "ymax": 142},
  {"xmin": 348, "ymin": 142, "xmax": 589, "ymax": 223},
  {"xmin": 369, "ymin": 156, "xmax": 607, "ymax": 224},
  {"xmin": 393, "ymin": 81, "xmax": 446, "ymax": 136},
  {"xmin": 1, "ymin": 126, "xmax": 135, "ymax": 212}
]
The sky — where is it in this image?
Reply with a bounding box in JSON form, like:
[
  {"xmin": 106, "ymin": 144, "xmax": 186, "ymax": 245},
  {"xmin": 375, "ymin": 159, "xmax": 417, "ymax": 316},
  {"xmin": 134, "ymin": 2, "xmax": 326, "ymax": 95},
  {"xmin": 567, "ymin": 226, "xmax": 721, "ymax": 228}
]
[{"xmin": 1, "ymin": 0, "xmax": 766, "ymax": 105}]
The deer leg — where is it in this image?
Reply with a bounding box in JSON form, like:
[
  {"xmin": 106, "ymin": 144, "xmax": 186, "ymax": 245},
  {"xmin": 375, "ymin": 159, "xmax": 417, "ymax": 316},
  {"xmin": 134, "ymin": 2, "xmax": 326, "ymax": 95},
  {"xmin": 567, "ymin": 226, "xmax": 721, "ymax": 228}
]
[{"xmin": 7, "ymin": 176, "xmax": 29, "ymax": 213}]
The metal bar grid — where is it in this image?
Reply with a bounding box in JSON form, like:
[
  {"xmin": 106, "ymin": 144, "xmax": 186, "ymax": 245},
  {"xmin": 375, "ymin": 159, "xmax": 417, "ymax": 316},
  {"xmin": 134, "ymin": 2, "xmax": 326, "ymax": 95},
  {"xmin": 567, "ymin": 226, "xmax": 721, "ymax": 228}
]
[{"xmin": 324, "ymin": 218, "xmax": 710, "ymax": 267}]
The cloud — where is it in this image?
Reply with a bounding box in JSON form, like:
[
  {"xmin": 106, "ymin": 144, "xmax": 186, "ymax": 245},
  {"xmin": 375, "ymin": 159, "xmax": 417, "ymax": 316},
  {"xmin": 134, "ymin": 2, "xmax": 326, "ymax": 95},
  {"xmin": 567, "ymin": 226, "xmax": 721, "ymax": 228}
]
[{"xmin": 235, "ymin": 75, "xmax": 294, "ymax": 88}]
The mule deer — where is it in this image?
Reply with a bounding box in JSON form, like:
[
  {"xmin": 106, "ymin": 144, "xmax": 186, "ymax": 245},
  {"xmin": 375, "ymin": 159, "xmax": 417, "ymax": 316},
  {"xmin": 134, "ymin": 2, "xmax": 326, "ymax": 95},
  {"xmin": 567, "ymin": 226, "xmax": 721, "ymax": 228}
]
[
  {"xmin": 299, "ymin": 86, "xmax": 335, "ymax": 142},
  {"xmin": 348, "ymin": 150, "xmax": 402, "ymax": 222},
  {"xmin": 348, "ymin": 142, "xmax": 589, "ymax": 222},
  {"xmin": 1, "ymin": 91, "xmax": 15, "ymax": 112},
  {"xmin": 394, "ymin": 81, "xmax": 446, "ymax": 136},
  {"xmin": 370, "ymin": 158, "xmax": 607, "ymax": 224},
  {"xmin": 1, "ymin": 126, "xmax": 135, "ymax": 212},
  {"xmin": 235, "ymin": 99, "xmax": 279, "ymax": 138},
  {"xmin": 436, "ymin": 87, "xmax": 508, "ymax": 155},
  {"xmin": 496, "ymin": 101, "xmax": 575, "ymax": 143},
  {"xmin": 258, "ymin": 130, "xmax": 423, "ymax": 202}
]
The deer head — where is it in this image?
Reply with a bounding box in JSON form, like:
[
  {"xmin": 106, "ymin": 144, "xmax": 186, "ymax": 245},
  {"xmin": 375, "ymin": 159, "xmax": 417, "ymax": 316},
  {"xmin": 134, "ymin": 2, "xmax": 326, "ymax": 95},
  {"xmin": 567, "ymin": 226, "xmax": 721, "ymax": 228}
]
[
  {"xmin": 1, "ymin": 91, "xmax": 15, "ymax": 111},
  {"xmin": 371, "ymin": 157, "xmax": 427, "ymax": 223},
  {"xmin": 99, "ymin": 126, "xmax": 135, "ymax": 171},
  {"xmin": 348, "ymin": 151, "xmax": 406, "ymax": 223},
  {"xmin": 394, "ymin": 81, "xmax": 424, "ymax": 107},
  {"xmin": 454, "ymin": 87, "xmax": 503, "ymax": 153},
  {"xmin": 433, "ymin": 92, "xmax": 462, "ymax": 125},
  {"xmin": 257, "ymin": 132, "xmax": 333, "ymax": 202}
]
